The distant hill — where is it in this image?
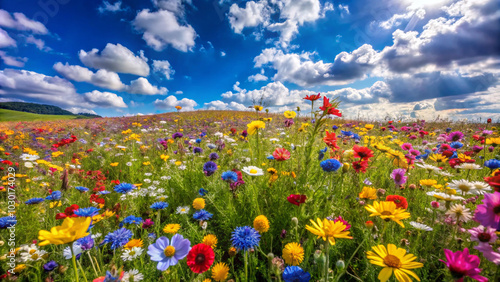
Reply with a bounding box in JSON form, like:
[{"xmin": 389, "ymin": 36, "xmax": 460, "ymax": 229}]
[
  {"xmin": 0, "ymin": 109, "xmax": 80, "ymax": 122},
  {"xmin": 0, "ymin": 102, "xmax": 101, "ymax": 118}
]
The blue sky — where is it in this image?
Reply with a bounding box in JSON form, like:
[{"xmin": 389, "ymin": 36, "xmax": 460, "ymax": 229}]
[{"xmin": 0, "ymin": 0, "xmax": 499, "ymax": 120}]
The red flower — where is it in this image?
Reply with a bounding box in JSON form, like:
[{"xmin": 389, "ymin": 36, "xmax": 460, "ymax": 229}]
[
  {"xmin": 110, "ymin": 180, "xmax": 120, "ymax": 185},
  {"xmin": 319, "ymin": 96, "xmax": 332, "ymax": 111},
  {"xmin": 448, "ymin": 158, "xmax": 463, "ymax": 168},
  {"xmin": 352, "ymin": 160, "xmax": 369, "ymax": 173},
  {"xmin": 388, "ymin": 121, "xmax": 393, "ymax": 124},
  {"xmin": 287, "ymin": 194, "xmax": 307, "ymax": 206},
  {"xmin": 385, "ymin": 195, "xmax": 408, "ymax": 209},
  {"xmin": 327, "ymin": 107, "xmax": 342, "ymax": 117},
  {"xmin": 186, "ymin": 243, "xmax": 215, "ymax": 273},
  {"xmin": 484, "ymin": 170, "xmax": 500, "ymax": 192},
  {"xmin": 487, "ymin": 118, "xmax": 492, "ymax": 123},
  {"xmin": 55, "ymin": 204, "xmax": 79, "ymax": 219},
  {"xmin": 304, "ymin": 93, "xmax": 321, "ymax": 101},
  {"xmin": 353, "ymin": 145, "xmax": 374, "ymax": 160},
  {"xmin": 323, "ymin": 130, "xmax": 339, "ymax": 150},
  {"xmin": 273, "ymin": 148, "xmax": 291, "ymax": 161},
  {"xmin": 441, "ymin": 150, "xmax": 454, "ymax": 158}
]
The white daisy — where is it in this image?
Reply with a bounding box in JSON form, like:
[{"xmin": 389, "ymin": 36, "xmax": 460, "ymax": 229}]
[
  {"xmin": 242, "ymin": 166, "xmax": 264, "ymax": 176},
  {"xmin": 19, "ymin": 244, "xmax": 47, "ymax": 262},
  {"xmin": 122, "ymin": 269, "xmax": 144, "ymax": 281},
  {"xmin": 121, "ymin": 247, "xmax": 143, "ymax": 261},
  {"xmin": 436, "ymin": 170, "xmax": 454, "ymax": 177},
  {"xmin": 469, "ymin": 181, "xmax": 492, "ymax": 195},
  {"xmin": 409, "ymin": 222, "xmax": 433, "ymax": 231},
  {"xmin": 416, "ymin": 163, "xmax": 440, "ymax": 172},
  {"xmin": 447, "ymin": 179, "xmax": 475, "ymax": 194},
  {"xmin": 269, "ymin": 138, "xmax": 280, "ymax": 143},
  {"xmin": 426, "ymin": 191, "xmax": 465, "ymax": 202},
  {"xmin": 445, "ymin": 204, "xmax": 472, "ymax": 222},
  {"xmin": 456, "ymin": 163, "xmax": 482, "ymax": 170},
  {"xmin": 91, "ymin": 233, "xmax": 102, "ymax": 239},
  {"xmin": 176, "ymin": 206, "xmax": 190, "ymax": 214},
  {"xmin": 144, "ymin": 173, "xmax": 152, "ymax": 176},
  {"xmin": 126, "ymin": 162, "xmax": 133, "ymax": 166}
]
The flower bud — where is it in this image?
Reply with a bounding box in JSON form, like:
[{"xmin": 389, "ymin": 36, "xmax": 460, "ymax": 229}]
[
  {"xmin": 336, "ymin": 260, "xmax": 345, "ymax": 270},
  {"xmin": 408, "ymin": 184, "xmax": 416, "ymax": 190},
  {"xmin": 365, "ymin": 221, "xmax": 374, "ymax": 229},
  {"xmin": 431, "ymin": 201, "xmax": 440, "ymax": 209},
  {"xmin": 376, "ymin": 188, "xmax": 386, "ymax": 196},
  {"xmin": 58, "ymin": 265, "xmax": 68, "ymax": 274},
  {"xmin": 267, "ymin": 253, "xmax": 274, "ymax": 261},
  {"xmin": 291, "ymin": 217, "xmax": 298, "ymax": 226}
]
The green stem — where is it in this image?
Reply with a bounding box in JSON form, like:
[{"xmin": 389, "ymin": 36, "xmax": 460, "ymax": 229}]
[
  {"xmin": 71, "ymin": 245, "xmax": 80, "ymax": 282},
  {"xmin": 245, "ymin": 251, "xmax": 249, "ymax": 282},
  {"xmin": 77, "ymin": 260, "xmax": 88, "ymax": 282},
  {"xmin": 324, "ymin": 240, "xmax": 330, "ymax": 282}
]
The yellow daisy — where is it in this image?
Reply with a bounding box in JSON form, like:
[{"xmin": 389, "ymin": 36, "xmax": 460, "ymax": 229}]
[
  {"xmin": 366, "ymin": 244, "xmax": 423, "ymax": 282},
  {"xmin": 365, "ymin": 201, "xmax": 411, "ymax": 228}
]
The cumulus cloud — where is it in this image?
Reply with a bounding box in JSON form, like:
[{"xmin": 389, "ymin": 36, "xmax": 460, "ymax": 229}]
[
  {"xmin": 379, "ymin": 8, "xmax": 426, "ymax": 29},
  {"xmin": 154, "ymin": 95, "xmax": 197, "ymax": 111},
  {"xmin": 0, "ymin": 28, "xmax": 16, "ymax": 48},
  {"xmin": 0, "ymin": 50, "xmax": 27, "ymax": 67},
  {"xmin": 248, "ymin": 73, "xmax": 268, "ymax": 82},
  {"xmin": 133, "ymin": 9, "xmax": 196, "ymax": 52},
  {"xmin": 126, "ymin": 77, "xmax": 167, "ymax": 95},
  {"xmin": 152, "ymin": 60, "xmax": 175, "ymax": 80},
  {"xmin": 79, "ymin": 43, "xmax": 150, "ymax": 76},
  {"xmin": 83, "ymin": 90, "xmax": 127, "ymax": 108},
  {"xmin": 98, "ymin": 1, "xmax": 124, "ymax": 13},
  {"xmin": 0, "ymin": 9, "xmax": 48, "ymax": 34},
  {"xmin": 204, "ymin": 100, "xmax": 249, "ymax": 111},
  {"xmin": 228, "ymin": 0, "xmax": 271, "ymax": 34}
]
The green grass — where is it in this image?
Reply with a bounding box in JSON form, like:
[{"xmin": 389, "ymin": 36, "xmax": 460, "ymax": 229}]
[{"xmin": 0, "ymin": 109, "xmax": 79, "ymax": 122}]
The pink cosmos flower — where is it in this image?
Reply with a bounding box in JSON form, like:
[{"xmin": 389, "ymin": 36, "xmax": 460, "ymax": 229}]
[
  {"xmin": 440, "ymin": 248, "xmax": 488, "ymax": 282},
  {"xmin": 468, "ymin": 225, "xmax": 497, "ymax": 244},
  {"xmin": 474, "ymin": 244, "xmax": 500, "ymax": 265},
  {"xmin": 473, "ymin": 191, "xmax": 500, "ymax": 229}
]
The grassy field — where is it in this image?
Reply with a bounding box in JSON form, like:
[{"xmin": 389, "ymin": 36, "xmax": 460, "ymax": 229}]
[{"xmin": 0, "ymin": 109, "xmax": 79, "ymax": 122}]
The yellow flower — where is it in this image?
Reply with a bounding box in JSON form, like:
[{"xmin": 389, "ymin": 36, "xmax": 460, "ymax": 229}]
[
  {"xmin": 359, "ymin": 187, "xmax": 377, "ymax": 200},
  {"xmin": 282, "ymin": 242, "xmax": 304, "ymax": 266},
  {"xmin": 365, "ymin": 124, "xmax": 374, "ymax": 130},
  {"xmin": 192, "ymin": 198, "xmax": 205, "ymax": 210},
  {"xmin": 49, "ymin": 201, "xmax": 62, "ymax": 208},
  {"xmin": 160, "ymin": 154, "xmax": 169, "ymax": 161},
  {"xmin": 419, "ymin": 179, "xmax": 437, "ymax": 187},
  {"xmin": 365, "ymin": 201, "xmax": 411, "ymax": 228},
  {"xmin": 143, "ymin": 161, "xmax": 151, "ymax": 166},
  {"xmin": 202, "ymin": 234, "xmax": 218, "ymax": 249},
  {"xmin": 110, "ymin": 162, "xmax": 119, "ymax": 167},
  {"xmin": 247, "ymin": 121, "xmax": 265, "ymax": 135},
  {"xmin": 305, "ymin": 218, "xmax": 352, "ymax": 246},
  {"xmin": 211, "ymin": 262, "xmax": 229, "ymax": 282},
  {"xmin": 429, "ymin": 154, "xmax": 448, "ymax": 164},
  {"xmin": 174, "ymin": 161, "xmax": 182, "ymax": 166},
  {"xmin": 253, "ymin": 105, "xmax": 263, "ymax": 111},
  {"xmin": 284, "ymin": 110, "xmax": 297, "ymax": 119},
  {"xmin": 175, "ymin": 105, "xmax": 182, "ymax": 110},
  {"xmin": 13, "ymin": 264, "xmax": 27, "ymax": 273},
  {"xmin": 163, "ymin": 224, "xmax": 181, "ymax": 234},
  {"xmin": 485, "ymin": 137, "xmax": 500, "ymax": 146},
  {"xmin": 38, "ymin": 217, "xmax": 91, "ymax": 246},
  {"xmin": 253, "ymin": 215, "xmax": 270, "ymax": 233},
  {"xmin": 124, "ymin": 239, "xmax": 143, "ymax": 250},
  {"xmin": 366, "ymin": 244, "xmax": 423, "ymax": 282}
]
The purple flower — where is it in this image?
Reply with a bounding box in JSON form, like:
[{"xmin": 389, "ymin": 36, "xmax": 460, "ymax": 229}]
[
  {"xmin": 390, "ymin": 168, "xmax": 407, "ymax": 185},
  {"xmin": 209, "ymin": 152, "xmax": 219, "ymax": 161},
  {"xmin": 468, "ymin": 225, "xmax": 497, "ymax": 244},
  {"xmin": 284, "ymin": 119, "xmax": 294, "ymax": 127},
  {"xmin": 43, "ymin": 261, "xmax": 58, "ymax": 272},
  {"xmin": 474, "ymin": 244, "xmax": 500, "ymax": 265},
  {"xmin": 447, "ymin": 131, "xmax": 464, "ymax": 142},
  {"xmin": 172, "ymin": 132, "xmax": 183, "ymax": 139},
  {"xmin": 474, "ymin": 191, "xmax": 500, "ymax": 230},
  {"xmin": 193, "ymin": 147, "xmax": 203, "ymax": 154},
  {"xmin": 142, "ymin": 218, "xmax": 154, "ymax": 229},
  {"xmin": 472, "ymin": 145, "xmax": 483, "ymax": 153},
  {"xmin": 440, "ymin": 248, "xmax": 488, "ymax": 282},
  {"xmin": 147, "ymin": 234, "xmax": 191, "ymax": 271},
  {"xmin": 203, "ymin": 161, "xmax": 218, "ymax": 176}
]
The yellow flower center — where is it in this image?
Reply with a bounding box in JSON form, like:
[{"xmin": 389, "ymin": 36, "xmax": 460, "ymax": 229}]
[
  {"xmin": 383, "ymin": 255, "xmax": 402, "ymax": 268},
  {"xmin": 250, "ymin": 169, "xmax": 257, "ymax": 174},
  {"xmin": 164, "ymin": 246, "xmax": 176, "ymax": 257},
  {"xmin": 381, "ymin": 211, "xmax": 393, "ymax": 216},
  {"xmin": 129, "ymin": 250, "xmax": 136, "ymax": 256}
]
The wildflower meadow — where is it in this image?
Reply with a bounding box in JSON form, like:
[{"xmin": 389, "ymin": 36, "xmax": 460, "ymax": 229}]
[{"xmin": 1, "ymin": 96, "xmax": 500, "ymax": 282}]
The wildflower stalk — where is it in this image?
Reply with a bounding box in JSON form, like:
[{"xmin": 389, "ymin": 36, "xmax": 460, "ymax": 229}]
[
  {"xmin": 87, "ymin": 252, "xmax": 98, "ymax": 277},
  {"xmin": 77, "ymin": 260, "xmax": 88, "ymax": 282},
  {"xmin": 324, "ymin": 240, "xmax": 330, "ymax": 282},
  {"xmin": 244, "ymin": 250, "xmax": 249, "ymax": 282},
  {"xmin": 71, "ymin": 246, "xmax": 80, "ymax": 282}
]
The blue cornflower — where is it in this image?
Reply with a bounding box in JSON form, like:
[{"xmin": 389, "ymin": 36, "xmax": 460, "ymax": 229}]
[
  {"xmin": 114, "ymin": 183, "xmax": 137, "ymax": 194},
  {"xmin": 43, "ymin": 261, "xmax": 58, "ymax": 272},
  {"xmin": 203, "ymin": 161, "xmax": 218, "ymax": 176},
  {"xmin": 282, "ymin": 266, "xmax": 311, "ymax": 282},
  {"xmin": 341, "ymin": 130, "xmax": 353, "ymax": 137},
  {"xmin": 75, "ymin": 186, "xmax": 89, "ymax": 192},
  {"xmin": 98, "ymin": 190, "xmax": 111, "ymax": 195},
  {"xmin": 74, "ymin": 207, "xmax": 101, "ymax": 217},
  {"xmin": 332, "ymin": 125, "xmax": 338, "ymax": 130},
  {"xmin": 450, "ymin": 151, "xmax": 458, "ymax": 159},
  {"xmin": 104, "ymin": 271, "xmax": 120, "ymax": 281},
  {"xmin": 198, "ymin": 188, "xmax": 208, "ymax": 196},
  {"xmin": 196, "ymin": 138, "xmax": 202, "ymax": 143},
  {"xmin": 79, "ymin": 139, "xmax": 87, "ymax": 144},
  {"xmin": 207, "ymin": 143, "xmax": 216, "ymax": 149},
  {"xmin": 150, "ymin": 202, "xmax": 169, "ymax": 210},
  {"xmin": 209, "ymin": 152, "xmax": 219, "ymax": 161},
  {"xmin": 76, "ymin": 235, "xmax": 95, "ymax": 250},
  {"xmin": 0, "ymin": 216, "xmax": 16, "ymax": 229},
  {"xmin": 119, "ymin": 215, "xmax": 143, "ymax": 227},
  {"xmin": 25, "ymin": 198, "xmax": 44, "ymax": 205},
  {"xmin": 318, "ymin": 147, "xmax": 328, "ymax": 160},
  {"xmin": 148, "ymin": 233, "xmax": 157, "ymax": 241},
  {"xmin": 450, "ymin": 142, "xmax": 463, "ymax": 149},
  {"xmin": 352, "ymin": 133, "xmax": 361, "ymax": 140},
  {"xmin": 267, "ymin": 155, "xmax": 275, "ymax": 160},
  {"xmin": 45, "ymin": 191, "xmax": 62, "ymax": 201},
  {"xmin": 231, "ymin": 226, "xmax": 261, "ymax": 251},
  {"xmin": 320, "ymin": 159, "xmax": 342, "ymax": 172},
  {"xmin": 101, "ymin": 228, "xmax": 133, "ymax": 249},
  {"xmin": 221, "ymin": 171, "xmax": 238, "ymax": 182},
  {"xmin": 200, "ymin": 132, "xmax": 207, "ymax": 138},
  {"xmin": 484, "ymin": 159, "xmax": 500, "ymax": 170},
  {"xmin": 446, "ymin": 127, "xmax": 452, "ymax": 133},
  {"xmin": 193, "ymin": 209, "xmax": 213, "ymax": 221},
  {"xmin": 193, "ymin": 147, "xmax": 203, "ymax": 154}
]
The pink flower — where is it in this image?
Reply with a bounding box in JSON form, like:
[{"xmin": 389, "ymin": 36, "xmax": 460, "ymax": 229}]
[
  {"xmin": 332, "ymin": 216, "xmax": 351, "ymax": 230},
  {"xmin": 390, "ymin": 168, "xmax": 407, "ymax": 185},
  {"xmin": 440, "ymin": 248, "xmax": 488, "ymax": 282},
  {"xmin": 400, "ymin": 143, "xmax": 413, "ymax": 151},
  {"xmin": 473, "ymin": 191, "xmax": 500, "ymax": 229},
  {"xmin": 142, "ymin": 218, "xmax": 154, "ymax": 229},
  {"xmin": 474, "ymin": 244, "xmax": 500, "ymax": 265},
  {"xmin": 468, "ymin": 225, "xmax": 497, "ymax": 244},
  {"xmin": 273, "ymin": 148, "xmax": 291, "ymax": 161}
]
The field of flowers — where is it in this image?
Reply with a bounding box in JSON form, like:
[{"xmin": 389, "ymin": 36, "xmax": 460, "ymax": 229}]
[{"xmin": 0, "ymin": 95, "xmax": 499, "ymax": 282}]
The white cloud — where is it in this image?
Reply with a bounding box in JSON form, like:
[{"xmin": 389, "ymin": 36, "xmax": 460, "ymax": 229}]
[
  {"xmin": 266, "ymin": 19, "xmax": 298, "ymax": 48},
  {"xmin": 90, "ymin": 69, "xmax": 125, "ymax": 90},
  {"xmin": 54, "ymin": 62, "xmax": 94, "ymax": 81},
  {"xmin": 175, "ymin": 90, "xmax": 183, "ymax": 94},
  {"xmin": 379, "ymin": 8, "xmax": 426, "ymax": 29},
  {"xmin": 133, "ymin": 9, "xmax": 196, "ymax": 52},
  {"xmin": 278, "ymin": 0, "xmax": 321, "ymax": 25},
  {"xmin": 0, "ymin": 51, "xmax": 26, "ymax": 67},
  {"xmin": 154, "ymin": 95, "xmax": 197, "ymax": 111},
  {"xmin": 0, "ymin": 9, "xmax": 48, "ymax": 34},
  {"xmin": 248, "ymin": 73, "xmax": 268, "ymax": 82},
  {"xmin": 228, "ymin": 0, "xmax": 271, "ymax": 33},
  {"xmin": 0, "ymin": 28, "xmax": 16, "ymax": 48},
  {"xmin": 126, "ymin": 77, "xmax": 167, "ymax": 95},
  {"xmin": 79, "ymin": 43, "xmax": 150, "ymax": 76},
  {"xmin": 220, "ymin": 51, "xmax": 226, "ymax": 57},
  {"xmin": 66, "ymin": 107, "xmax": 98, "ymax": 115},
  {"xmin": 98, "ymin": 1, "xmax": 124, "ymax": 13},
  {"xmin": 84, "ymin": 90, "xmax": 127, "ymax": 108},
  {"xmin": 152, "ymin": 60, "xmax": 175, "ymax": 80},
  {"xmin": 204, "ymin": 100, "xmax": 249, "ymax": 111},
  {"xmin": 24, "ymin": 35, "xmax": 50, "ymax": 51}
]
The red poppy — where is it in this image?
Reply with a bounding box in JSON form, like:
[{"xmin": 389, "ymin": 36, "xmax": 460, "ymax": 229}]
[
  {"xmin": 55, "ymin": 204, "xmax": 80, "ymax": 219},
  {"xmin": 319, "ymin": 96, "xmax": 332, "ymax": 111},
  {"xmin": 186, "ymin": 243, "xmax": 215, "ymax": 273},
  {"xmin": 385, "ymin": 195, "xmax": 408, "ymax": 209},
  {"xmin": 441, "ymin": 150, "xmax": 454, "ymax": 158},
  {"xmin": 304, "ymin": 93, "xmax": 321, "ymax": 101},
  {"xmin": 353, "ymin": 145, "xmax": 374, "ymax": 160},
  {"xmin": 327, "ymin": 107, "xmax": 342, "ymax": 117},
  {"xmin": 484, "ymin": 170, "xmax": 500, "ymax": 192},
  {"xmin": 323, "ymin": 130, "xmax": 339, "ymax": 150},
  {"xmin": 273, "ymin": 148, "xmax": 291, "ymax": 161},
  {"xmin": 388, "ymin": 121, "xmax": 393, "ymax": 124},
  {"xmin": 352, "ymin": 160, "xmax": 369, "ymax": 173},
  {"xmin": 448, "ymin": 158, "xmax": 462, "ymax": 168},
  {"xmin": 487, "ymin": 118, "xmax": 492, "ymax": 123},
  {"xmin": 287, "ymin": 194, "xmax": 307, "ymax": 206}
]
